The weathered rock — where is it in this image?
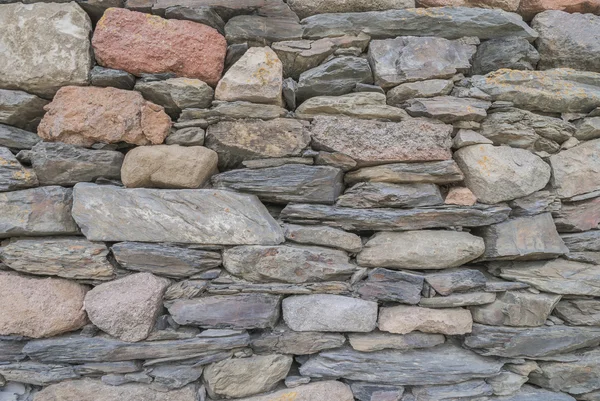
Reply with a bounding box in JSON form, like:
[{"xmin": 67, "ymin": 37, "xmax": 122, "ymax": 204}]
[
  {"xmin": 345, "ymin": 160, "xmax": 464, "ymax": 185},
  {"xmin": 574, "ymin": 117, "xmax": 600, "ymax": 141},
  {"xmin": 299, "ymin": 343, "xmax": 503, "ymax": 385},
  {"xmin": 134, "ymin": 78, "xmax": 214, "ymax": 117},
  {"xmin": 0, "ymin": 3, "xmax": 92, "ymax": 98},
  {"xmin": 356, "ymin": 268, "xmax": 424, "ymax": 304},
  {"xmin": 205, "ymin": 118, "xmax": 309, "ymax": 170},
  {"xmin": 310, "ymin": 116, "xmax": 452, "ymax": 167},
  {"xmin": 0, "ymin": 237, "xmax": 113, "ymax": 280},
  {"xmin": 0, "ymin": 89, "xmax": 49, "ymax": 131},
  {"xmin": 71, "ymin": 184, "xmax": 283, "ymax": 244},
  {"xmin": 19, "ymin": 142, "xmax": 123, "ymax": 186},
  {"xmin": 550, "ymin": 139, "xmax": 600, "ymax": 199},
  {"xmin": 34, "ymin": 379, "xmax": 196, "ymax": 401},
  {"xmin": 471, "ymin": 291, "xmax": 561, "ymax": 326},
  {"xmin": 509, "ymin": 190, "xmax": 560, "ymax": 218},
  {"xmin": 288, "ymin": 0, "xmax": 413, "ymax": 18},
  {"xmin": 348, "ymin": 331, "xmax": 444, "ymax": 352},
  {"xmin": 93, "ymin": 8, "xmax": 226, "ymax": 86},
  {"xmin": 420, "ymin": 292, "xmax": 496, "ymax": 308},
  {"xmin": 411, "ymin": 380, "xmax": 493, "ymax": 400},
  {"xmin": 296, "ymin": 57, "xmax": 373, "ymax": 103},
  {"xmin": 284, "ymin": 224, "xmax": 362, "ymax": 252},
  {"xmin": 0, "ymin": 361, "xmax": 79, "ymax": 386},
  {"xmin": 204, "ymin": 354, "xmax": 292, "ymax": 398},
  {"xmin": 282, "ymin": 77, "xmax": 297, "ymax": 109},
  {"xmin": 178, "ymin": 101, "xmax": 288, "ymax": 124},
  {"xmin": 445, "ymin": 186, "xmax": 478, "ymax": 206},
  {"xmin": 471, "ymin": 37, "xmax": 539, "ymax": 75},
  {"xmin": 23, "ymin": 331, "xmax": 250, "ymax": 363},
  {"xmin": 561, "ymin": 231, "xmax": 600, "ymax": 252},
  {"xmin": 242, "ymin": 157, "xmax": 312, "ymax": 169},
  {"xmin": 147, "ymin": 363, "xmax": 203, "ymax": 391},
  {"xmin": 167, "ymin": 294, "xmax": 281, "ymax": 329},
  {"xmin": 164, "ymin": 5, "xmax": 225, "ymax": 34},
  {"xmin": 358, "ymin": 230, "xmax": 484, "ymax": 269},
  {"xmin": 529, "ymin": 349, "xmax": 600, "ymax": 395},
  {"xmin": 337, "ymin": 183, "xmax": 444, "ymax": 208},
  {"xmin": 212, "ymin": 165, "xmax": 343, "ymax": 204},
  {"xmin": 0, "ymin": 273, "xmax": 87, "ymax": 338},
  {"xmin": 452, "ymin": 130, "xmax": 493, "ymax": 150},
  {"xmin": 281, "ymin": 203, "xmax": 511, "ymax": 231},
  {"xmin": 475, "ymin": 213, "xmax": 568, "ymax": 260},
  {"xmin": 295, "ymin": 92, "xmax": 408, "ymax": 121},
  {"xmin": 519, "ymin": 0, "xmax": 600, "ymax": 19},
  {"xmin": 532, "ymin": 11, "xmax": 600, "ymax": 72},
  {"xmin": 497, "ymin": 259, "xmax": 600, "ymax": 296},
  {"xmin": 386, "ymin": 79, "xmax": 454, "ymax": 106},
  {"xmin": 217, "ymin": 381, "xmax": 354, "ymax": 401},
  {"xmin": 251, "ymin": 325, "xmax": 346, "ymax": 355},
  {"xmin": 0, "ymin": 186, "xmax": 79, "ymax": 238},
  {"xmin": 283, "ymin": 294, "xmax": 377, "ymax": 332},
  {"xmin": 424, "ymin": 269, "xmax": 487, "ymax": 296},
  {"xmin": 216, "ymin": 47, "xmax": 284, "ymax": 105},
  {"xmin": 554, "ymin": 299, "xmax": 600, "ymax": 326},
  {"xmin": 90, "ymin": 66, "xmax": 135, "ymax": 90},
  {"xmin": 404, "ymin": 96, "xmax": 491, "ymax": 123},
  {"xmin": 121, "ymin": 145, "xmax": 217, "ymax": 189},
  {"xmin": 0, "ymin": 124, "xmax": 41, "ymax": 150},
  {"xmin": 0, "ymin": 147, "xmax": 37, "ymax": 191},
  {"xmin": 368, "ymin": 37, "xmax": 476, "ymax": 88},
  {"xmin": 111, "ymin": 242, "xmax": 220, "ymax": 279},
  {"xmin": 38, "ymin": 86, "xmax": 171, "ymax": 147},
  {"xmin": 454, "ymin": 144, "xmax": 551, "ymax": 204},
  {"xmin": 205, "ymin": 276, "xmax": 352, "ymax": 296},
  {"xmin": 166, "ymin": 127, "xmax": 205, "ymax": 146},
  {"xmin": 468, "ymin": 69, "xmax": 600, "ymax": 113},
  {"xmin": 379, "ymin": 306, "xmax": 473, "ymax": 335},
  {"xmin": 487, "ymin": 371, "xmax": 529, "ymax": 396},
  {"xmin": 464, "ymin": 323, "xmax": 600, "ymax": 358},
  {"xmin": 302, "ymin": 7, "xmax": 538, "ymax": 40}
]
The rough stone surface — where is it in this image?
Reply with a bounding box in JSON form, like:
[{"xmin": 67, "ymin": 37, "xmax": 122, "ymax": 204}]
[
  {"xmin": 310, "ymin": 116, "xmax": 452, "ymax": 167},
  {"xmin": 454, "ymin": 144, "xmax": 551, "ymax": 204},
  {"xmin": 575, "ymin": 117, "xmax": 600, "ymax": 141},
  {"xmin": 288, "ymin": 0, "xmax": 414, "ymax": 18},
  {"xmin": 356, "ymin": 268, "xmax": 424, "ymax": 304},
  {"xmin": 295, "ymin": 92, "xmax": 408, "ymax": 121},
  {"xmin": 471, "ymin": 37, "xmax": 539, "ymax": 75},
  {"xmin": 0, "ymin": 3, "xmax": 92, "ymax": 98},
  {"xmin": 282, "ymin": 295, "xmax": 378, "ymax": 332},
  {"xmin": 0, "ymin": 89, "xmax": 49, "ymax": 131},
  {"xmin": 529, "ymin": 349, "xmax": 600, "ymax": 395},
  {"xmin": 38, "ymin": 86, "xmax": 171, "ymax": 147},
  {"xmin": 411, "ymin": 380, "xmax": 494, "ymax": 400},
  {"xmin": 357, "ymin": 230, "xmax": 485, "ymax": 269},
  {"xmin": 378, "ymin": 305, "xmax": 473, "ymax": 335},
  {"xmin": 550, "ymin": 139, "xmax": 600, "ymax": 199},
  {"xmin": 221, "ymin": 381, "xmax": 354, "ymax": 401},
  {"xmin": 387, "ymin": 79, "xmax": 454, "ymax": 106},
  {"xmin": 554, "ymin": 299, "xmax": 600, "ymax": 326},
  {"xmin": 519, "ymin": 0, "xmax": 600, "ymax": 19},
  {"xmin": 0, "ymin": 273, "xmax": 87, "ymax": 338},
  {"xmin": 471, "ymin": 291, "xmax": 561, "ymax": 326},
  {"xmin": 419, "ymin": 291, "xmax": 496, "ymax": 308},
  {"xmin": 404, "ymin": 96, "xmax": 491, "ymax": 123},
  {"xmin": 345, "ymin": 160, "xmax": 464, "ymax": 185},
  {"xmin": 284, "ymin": 224, "xmax": 362, "ymax": 252},
  {"xmin": 337, "ymin": 183, "xmax": 444, "ymax": 208},
  {"xmin": 0, "ymin": 124, "xmax": 41, "ymax": 150},
  {"xmin": 251, "ymin": 325, "xmax": 346, "ymax": 355},
  {"xmin": 90, "ymin": 66, "xmax": 135, "ymax": 90},
  {"xmin": 71, "ymin": 184, "xmax": 284, "ymax": 244},
  {"xmin": 424, "ymin": 269, "xmax": 487, "ymax": 296},
  {"xmin": 179, "ymin": 101, "xmax": 287, "ymax": 123},
  {"xmin": 134, "ymin": 78, "xmax": 214, "ymax": 117},
  {"xmin": 348, "ymin": 331, "xmax": 445, "ymax": 352},
  {"xmin": 445, "ymin": 186, "xmax": 478, "ymax": 206},
  {"xmin": 93, "ymin": 8, "xmax": 226, "ymax": 86},
  {"xmin": 0, "ymin": 147, "xmax": 37, "ymax": 192}
]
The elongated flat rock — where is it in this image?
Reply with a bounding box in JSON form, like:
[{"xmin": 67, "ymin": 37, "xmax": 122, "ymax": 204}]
[
  {"xmin": 345, "ymin": 160, "xmax": 464, "ymax": 185},
  {"xmin": 419, "ymin": 292, "xmax": 496, "ymax": 308},
  {"xmin": 251, "ymin": 326, "xmax": 346, "ymax": 355},
  {"xmin": 212, "ymin": 165, "xmax": 344, "ymax": 204},
  {"xmin": 337, "ymin": 182, "xmax": 444, "ymax": 208},
  {"xmin": 225, "ymin": 381, "xmax": 354, "ymax": 401},
  {"xmin": 71, "ymin": 184, "xmax": 283, "ymax": 245},
  {"xmin": 530, "ymin": 350, "xmax": 600, "ymax": 395},
  {"xmin": 379, "ymin": 305, "xmax": 473, "ymax": 335},
  {"xmin": 299, "ymin": 344, "xmax": 504, "ymax": 385},
  {"xmin": 554, "ymin": 299, "xmax": 600, "ymax": 326},
  {"xmin": 281, "ymin": 203, "xmax": 511, "ymax": 231},
  {"xmin": 471, "ymin": 291, "xmax": 561, "ymax": 327},
  {"xmin": 356, "ymin": 268, "xmax": 423, "ymax": 304},
  {"xmin": 223, "ymin": 245, "xmax": 355, "ymax": 284},
  {"xmin": 283, "ymin": 224, "xmax": 362, "ymax": 252},
  {"xmin": 302, "ymin": 7, "xmax": 538, "ymax": 41},
  {"xmin": 348, "ymin": 331, "xmax": 445, "ymax": 352},
  {"xmin": 424, "ymin": 269, "xmax": 487, "ymax": 296}
]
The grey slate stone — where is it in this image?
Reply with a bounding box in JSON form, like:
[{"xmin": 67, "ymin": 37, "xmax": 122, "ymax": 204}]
[
  {"xmin": 0, "ymin": 124, "xmax": 41, "ymax": 150},
  {"xmin": 348, "ymin": 331, "xmax": 445, "ymax": 352},
  {"xmin": 351, "ymin": 382, "xmax": 404, "ymax": 401},
  {"xmin": 282, "ymin": 77, "xmax": 297, "ymax": 110},
  {"xmin": 250, "ymin": 325, "xmax": 346, "ymax": 355},
  {"xmin": 0, "ymin": 147, "xmax": 37, "ymax": 191},
  {"xmin": 471, "ymin": 291, "xmax": 561, "ymax": 327},
  {"xmin": 89, "ymin": 66, "xmax": 135, "ymax": 90},
  {"xmin": 71, "ymin": 184, "xmax": 284, "ymax": 245},
  {"xmin": 0, "ymin": 89, "xmax": 49, "ymax": 131},
  {"xmin": 471, "ymin": 37, "xmax": 539, "ymax": 75},
  {"xmin": 561, "ymin": 231, "xmax": 600, "ymax": 252},
  {"xmin": 529, "ymin": 349, "xmax": 600, "ymax": 395},
  {"xmin": 550, "ymin": 139, "xmax": 600, "ymax": 199},
  {"xmin": 483, "ymin": 385, "xmax": 576, "ymax": 401},
  {"xmin": 166, "ymin": 127, "xmax": 205, "ymax": 146},
  {"xmin": 554, "ymin": 299, "xmax": 600, "ymax": 326},
  {"xmin": 574, "ymin": 117, "xmax": 600, "ymax": 141},
  {"xmin": 283, "ymin": 224, "xmax": 363, "ymax": 253},
  {"xmin": 0, "ymin": 362, "xmax": 79, "ymax": 386},
  {"xmin": 225, "ymin": 13, "xmax": 303, "ymax": 46},
  {"xmin": 419, "ymin": 292, "xmax": 496, "ymax": 308},
  {"xmin": 411, "ymin": 380, "xmax": 493, "ymax": 401},
  {"xmin": 424, "ymin": 269, "xmax": 487, "ymax": 296},
  {"xmin": 356, "ymin": 268, "xmax": 424, "ymax": 304},
  {"xmin": 344, "ymin": 160, "xmax": 464, "ymax": 185},
  {"xmin": 178, "ymin": 101, "xmax": 288, "ymax": 125},
  {"xmin": 509, "ymin": 191, "xmax": 561, "ymax": 218},
  {"xmin": 134, "ymin": 78, "xmax": 214, "ymax": 118},
  {"xmin": 164, "ymin": 5, "xmax": 225, "ymax": 34},
  {"xmin": 336, "ymin": 183, "xmax": 444, "ymax": 208},
  {"xmin": 387, "ymin": 80, "xmax": 453, "ymax": 106},
  {"xmin": 404, "ymin": 96, "xmax": 491, "ymax": 123}
]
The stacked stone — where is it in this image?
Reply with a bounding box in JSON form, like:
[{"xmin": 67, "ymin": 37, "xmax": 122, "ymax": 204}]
[{"xmin": 0, "ymin": 1, "xmax": 600, "ymax": 401}]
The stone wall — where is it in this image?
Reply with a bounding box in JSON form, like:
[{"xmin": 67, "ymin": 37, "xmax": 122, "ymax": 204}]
[{"xmin": 0, "ymin": 0, "xmax": 599, "ymax": 400}]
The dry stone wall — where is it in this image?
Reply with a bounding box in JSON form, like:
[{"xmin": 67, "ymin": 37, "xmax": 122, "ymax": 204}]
[{"xmin": 0, "ymin": 0, "xmax": 599, "ymax": 400}]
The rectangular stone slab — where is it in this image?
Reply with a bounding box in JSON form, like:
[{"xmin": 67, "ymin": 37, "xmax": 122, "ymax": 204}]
[
  {"xmin": 280, "ymin": 203, "xmax": 511, "ymax": 231},
  {"xmin": 71, "ymin": 183, "xmax": 284, "ymax": 245}
]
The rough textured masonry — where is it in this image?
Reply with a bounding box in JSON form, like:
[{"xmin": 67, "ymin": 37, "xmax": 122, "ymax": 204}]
[{"xmin": 0, "ymin": 0, "xmax": 599, "ymax": 400}]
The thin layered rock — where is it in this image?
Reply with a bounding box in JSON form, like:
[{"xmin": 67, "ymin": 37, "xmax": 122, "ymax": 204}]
[
  {"xmin": 336, "ymin": 182, "xmax": 444, "ymax": 208},
  {"xmin": 250, "ymin": 325, "xmax": 346, "ymax": 355},
  {"xmin": 348, "ymin": 331, "xmax": 445, "ymax": 352},
  {"xmin": 554, "ymin": 299, "xmax": 600, "ymax": 326},
  {"xmin": 0, "ymin": 147, "xmax": 38, "ymax": 191},
  {"xmin": 356, "ymin": 268, "xmax": 424, "ymax": 304},
  {"xmin": 344, "ymin": 160, "xmax": 464, "ymax": 185},
  {"xmin": 424, "ymin": 269, "xmax": 487, "ymax": 296},
  {"xmin": 295, "ymin": 92, "xmax": 408, "ymax": 121},
  {"xmin": 404, "ymin": 97, "xmax": 491, "ymax": 123},
  {"xmin": 0, "ymin": 124, "xmax": 41, "ymax": 150},
  {"xmin": 550, "ymin": 139, "xmax": 600, "ymax": 199},
  {"xmin": 529, "ymin": 349, "xmax": 600, "ymax": 395},
  {"xmin": 220, "ymin": 381, "xmax": 355, "ymax": 401},
  {"xmin": 378, "ymin": 305, "xmax": 473, "ymax": 335},
  {"xmin": 471, "ymin": 291, "xmax": 561, "ymax": 326},
  {"xmin": 419, "ymin": 292, "xmax": 496, "ymax": 308},
  {"xmin": 283, "ymin": 224, "xmax": 363, "ymax": 252}
]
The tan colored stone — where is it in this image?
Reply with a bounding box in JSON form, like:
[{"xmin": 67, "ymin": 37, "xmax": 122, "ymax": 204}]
[
  {"xmin": 379, "ymin": 305, "xmax": 473, "ymax": 335},
  {"xmin": 38, "ymin": 86, "xmax": 171, "ymax": 147},
  {"xmin": 288, "ymin": 0, "xmax": 415, "ymax": 19},
  {"xmin": 0, "ymin": 272, "xmax": 88, "ymax": 338},
  {"xmin": 519, "ymin": 0, "xmax": 600, "ymax": 20},
  {"xmin": 121, "ymin": 145, "xmax": 218, "ymax": 189},
  {"xmin": 93, "ymin": 8, "xmax": 226, "ymax": 86},
  {"xmin": 416, "ymin": 0, "xmax": 520, "ymax": 12},
  {"xmin": 227, "ymin": 381, "xmax": 354, "ymax": 401},
  {"xmin": 445, "ymin": 187, "xmax": 477, "ymax": 206},
  {"xmin": 84, "ymin": 273, "xmax": 170, "ymax": 342}
]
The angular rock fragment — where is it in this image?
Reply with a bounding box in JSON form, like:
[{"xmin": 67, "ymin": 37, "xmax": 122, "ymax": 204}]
[
  {"xmin": 454, "ymin": 144, "xmax": 551, "ymax": 204},
  {"xmin": 211, "ymin": 165, "xmax": 343, "ymax": 204},
  {"xmin": 471, "ymin": 291, "xmax": 561, "ymax": 326},
  {"xmin": 424, "ymin": 269, "xmax": 487, "ymax": 296},
  {"xmin": 71, "ymin": 184, "xmax": 284, "ymax": 245},
  {"xmin": 148, "ymin": 363, "xmax": 203, "ymax": 391},
  {"xmin": 283, "ymin": 294, "xmax": 377, "ymax": 332},
  {"xmin": 471, "ymin": 37, "xmax": 539, "ymax": 75},
  {"xmin": 574, "ymin": 117, "xmax": 600, "ymax": 141},
  {"xmin": 281, "ymin": 203, "xmax": 511, "ymax": 231},
  {"xmin": 0, "ymin": 147, "xmax": 37, "ymax": 191},
  {"xmin": 530, "ymin": 349, "xmax": 600, "ymax": 395},
  {"xmin": 554, "ymin": 299, "xmax": 600, "ymax": 326},
  {"xmin": 179, "ymin": 101, "xmax": 287, "ymax": 124},
  {"xmin": 357, "ymin": 230, "xmax": 484, "ymax": 269},
  {"xmin": 0, "ymin": 362, "xmax": 79, "ymax": 386},
  {"xmin": 90, "ymin": 66, "xmax": 135, "ymax": 90},
  {"xmin": 0, "ymin": 124, "xmax": 41, "ymax": 150},
  {"xmin": 204, "ymin": 354, "xmax": 292, "ymax": 398},
  {"xmin": 509, "ymin": 190, "xmax": 561, "ymax": 218},
  {"xmin": 0, "ymin": 273, "xmax": 87, "ymax": 338},
  {"xmin": 368, "ymin": 37, "xmax": 476, "ymax": 88},
  {"xmin": 404, "ymin": 96, "xmax": 491, "ymax": 123},
  {"xmin": 412, "ymin": 380, "xmax": 493, "ymax": 401},
  {"xmin": 223, "ymin": 245, "xmax": 355, "ymax": 284},
  {"xmin": 351, "ymin": 382, "xmax": 404, "ymax": 401},
  {"xmin": 38, "ymin": 86, "xmax": 171, "ymax": 147},
  {"xmin": 379, "ymin": 305, "xmax": 473, "ymax": 335},
  {"xmin": 445, "ymin": 186, "xmax": 478, "ymax": 206},
  {"xmin": 345, "ymin": 160, "xmax": 464, "ymax": 185},
  {"xmin": 337, "ymin": 183, "xmax": 444, "ymax": 208},
  {"xmin": 387, "ymin": 79, "xmax": 454, "ymax": 106},
  {"xmin": 93, "ymin": 8, "xmax": 226, "ymax": 86},
  {"xmin": 284, "ymin": 224, "xmax": 362, "ymax": 252},
  {"xmin": 134, "ymin": 78, "xmax": 214, "ymax": 117},
  {"xmin": 0, "ymin": 186, "xmax": 79, "ymax": 238},
  {"xmin": 0, "ymin": 3, "xmax": 92, "ymax": 98},
  {"xmin": 550, "ymin": 139, "xmax": 600, "ymax": 199},
  {"xmin": 356, "ymin": 268, "xmax": 423, "ymax": 304},
  {"xmin": 167, "ymin": 294, "xmax": 281, "ymax": 329},
  {"xmin": 419, "ymin": 292, "xmax": 496, "ymax": 308},
  {"xmin": 221, "ymin": 381, "xmax": 354, "ymax": 401},
  {"xmin": 251, "ymin": 325, "xmax": 346, "ymax": 355},
  {"xmin": 111, "ymin": 242, "xmax": 221, "ymax": 279},
  {"xmin": 452, "ymin": 130, "xmax": 493, "ymax": 150},
  {"xmin": 295, "ymin": 92, "xmax": 408, "ymax": 121},
  {"xmin": 348, "ymin": 331, "xmax": 445, "ymax": 352},
  {"xmin": 310, "ymin": 116, "xmax": 452, "ymax": 167},
  {"xmin": 0, "ymin": 237, "xmax": 114, "ymax": 280},
  {"xmin": 0, "ymin": 89, "xmax": 49, "ymax": 131},
  {"xmin": 166, "ymin": 127, "xmax": 205, "ymax": 146}
]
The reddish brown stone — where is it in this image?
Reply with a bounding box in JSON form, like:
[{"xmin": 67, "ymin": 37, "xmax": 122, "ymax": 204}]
[
  {"xmin": 38, "ymin": 86, "xmax": 171, "ymax": 147},
  {"xmin": 92, "ymin": 8, "xmax": 226, "ymax": 86},
  {"xmin": 416, "ymin": 0, "xmax": 520, "ymax": 12},
  {"xmin": 519, "ymin": 0, "xmax": 600, "ymax": 19},
  {"xmin": 445, "ymin": 186, "xmax": 477, "ymax": 206}
]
